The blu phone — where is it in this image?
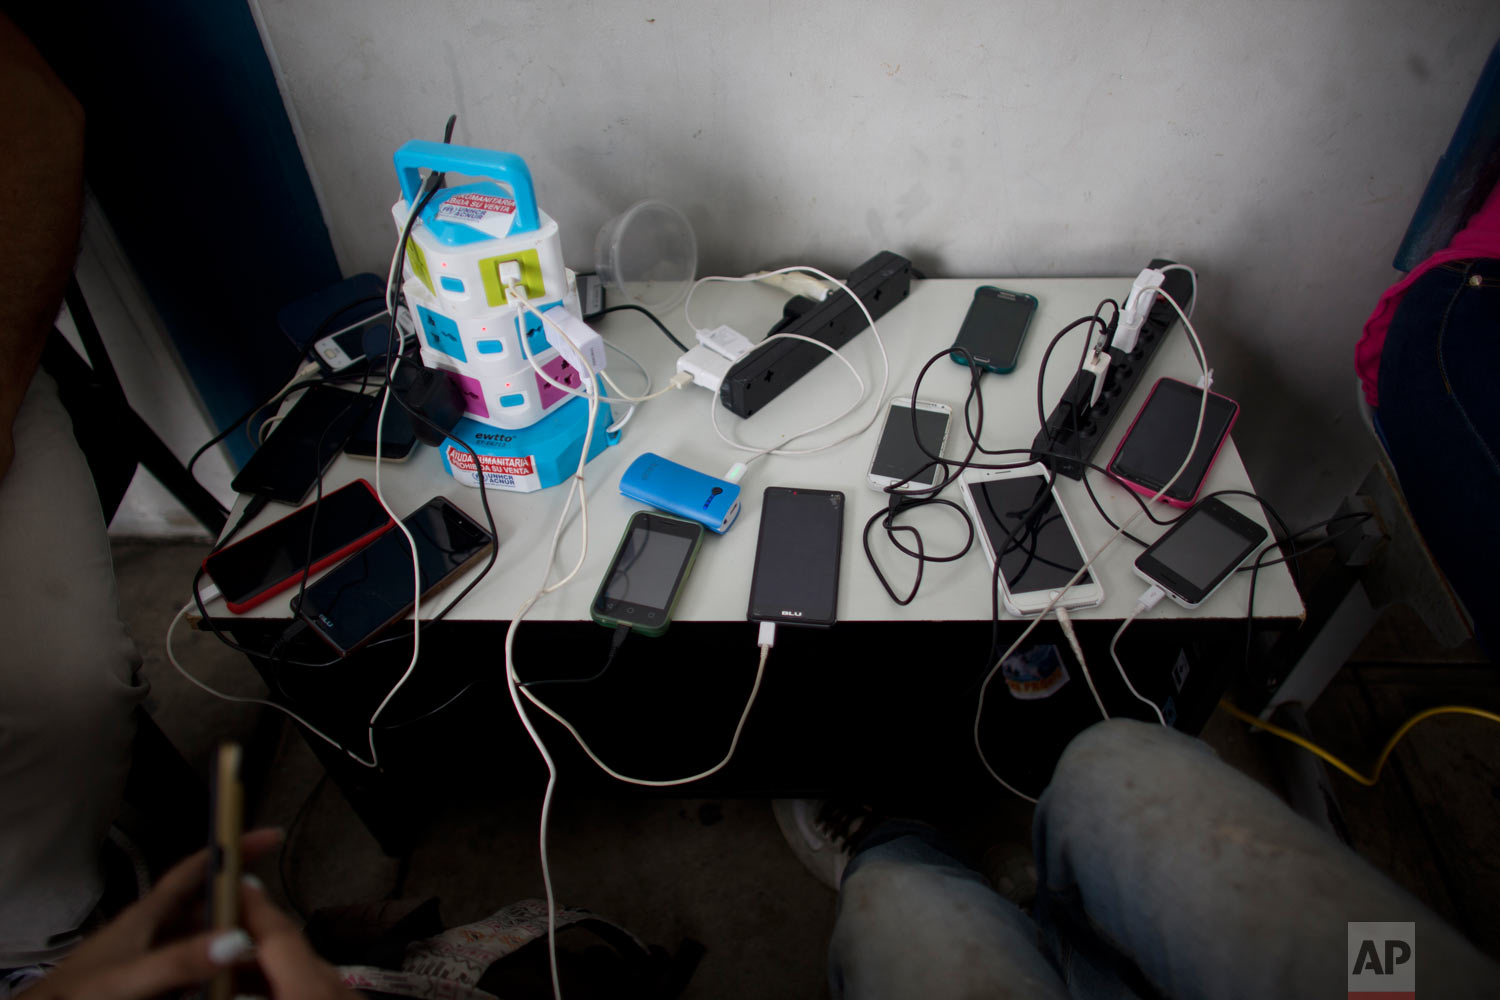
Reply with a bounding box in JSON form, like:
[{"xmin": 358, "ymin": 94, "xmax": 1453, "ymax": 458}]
[
  {"xmin": 292, "ymin": 496, "xmax": 494, "ymax": 656},
  {"xmin": 1134, "ymin": 496, "xmax": 1267, "ymax": 609},
  {"xmin": 591, "ymin": 511, "xmax": 705, "ymax": 636},
  {"xmin": 231, "ymin": 384, "xmax": 373, "ymax": 505},
  {"xmin": 962, "ymin": 463, "xmax": 1103, "ymax": 615},
  {"xmin": 202, "ymin": 479, "xmax": 395, "ymax": 613},
  {"xmin": 950, "ymin": 286, "xmax": 1038, "ymax": 375},
  {"xmin": 867, "ymin": 397, "xmax": 953, "ymax": 492},
  {"xmin": 747, "ymin": 487, "xmax": 845, "ymax": 627},
  {"xmin": 1107, "ymin": 377, "xmax": 1239, "ymax": 507}
]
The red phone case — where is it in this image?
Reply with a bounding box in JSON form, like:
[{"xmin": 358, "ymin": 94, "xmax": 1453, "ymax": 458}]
[
  {"xmin": 1107, "ymin": 378, "xmax": 1239, "ymax": 508},
  {"xmin": 203, "ymin": 480, "xmax": 395, "ymax": 613}
]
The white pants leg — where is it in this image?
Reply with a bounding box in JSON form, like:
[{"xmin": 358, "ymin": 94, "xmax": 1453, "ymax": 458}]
[{"xmin": 0, "ymin": 370, "xmax": 145, "ymax": 967}]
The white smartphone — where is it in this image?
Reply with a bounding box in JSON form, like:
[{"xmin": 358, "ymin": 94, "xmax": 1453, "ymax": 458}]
[
  {"xmin": 311, "ymin": 309, "xmax": 414, "ymax": 374},
  {"xmin": 867, "ymin": 397, "xmax": 953, "ymax": 492},
  {"xmin": 961, "ymin": 463, "xmax": 1103, "ymax": 616}
]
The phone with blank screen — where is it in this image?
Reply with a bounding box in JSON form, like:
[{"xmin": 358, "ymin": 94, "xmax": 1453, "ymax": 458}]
[
  {"xmin": 591, "ymin": 512, "xmax": 704, "ymax": 636},
  {"xmin": 231, "ymin": 385, "xmax": 372, "ymax": 505},
  {"xmin": 202, "ymin": 479, "xmax": 395, "ymax": 613},
  {"xmin": 292, "ymin": 496, "xmax": 494, "ymax": 656},
  {"xmin": 961, "ymin": 464, "xmax": 1103, "ymax": 616},
  {"xmin": 747, "ymin": 487, "xmax": 845, "ymax": 627},
  {"xmin": 950, "ymin": 286, "xmax": 1038, "ymax": 374},
  {"xmin": 1134, "ymin": 496, "xmax": 1267, "ymax": 609},
  {"xmin": 1107, "ymin": 378, "xmax": 1239, "ymax": 508}
]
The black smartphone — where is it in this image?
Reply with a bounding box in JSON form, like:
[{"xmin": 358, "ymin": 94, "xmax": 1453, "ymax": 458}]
[
  {"xmin": 292, "ymin": 496, "xmax": 494, "ymax": 656},
  {"xmin": 1107, "ymin": 377, "xmax": 1240, "ymax": 507},
  {"xmin": 231, "ymin": 385, "xmax": 373, "ymax": 505},
  {"xmin": 591, "ymin": 512, "xmax": 704, "ymax": 636},
  {"xmin": 345, "ymin": 395, "xmax": 419, "ymax": 462},
  {"xmin": 747, "ymin": 487, "xmax": 845, "ymax": 627},
  {"xmin": 1134, "ymin": 496, "xmax": 1267, "ymax": 608},
  {"xmin": 203, "ymin": 479, "xmax": 395, "ymax": 613},
  {"xmin": 950, "ymin": 286, "xmax": 1038, "ymax": 375}
]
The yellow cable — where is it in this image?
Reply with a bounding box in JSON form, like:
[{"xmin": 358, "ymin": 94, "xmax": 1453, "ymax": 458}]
[{"xmin": 1218, "ymin": 699, "xmax": 1500, "ymax": 787}]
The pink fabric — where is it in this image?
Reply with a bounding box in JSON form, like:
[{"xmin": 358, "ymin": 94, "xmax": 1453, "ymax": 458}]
[{"xmin": 1357, "ymin": 181, "xmax": 1500, "ymax": 407}]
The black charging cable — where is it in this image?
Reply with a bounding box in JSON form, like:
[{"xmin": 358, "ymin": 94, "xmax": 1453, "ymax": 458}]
[
  {"xmin": 584, "ymin": 303, "xmax": 688, "ymax": 352},
  {"xmin": 518, "ymin": 624, "xmax": 633, "ymax": 691}
]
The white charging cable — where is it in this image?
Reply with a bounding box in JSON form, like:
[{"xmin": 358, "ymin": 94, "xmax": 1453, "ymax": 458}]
[
  {"xmin": 972, "ymin": 285, "xmax": 1209, "ymax": 803},
  {"xmin": 1111, "ymin": 585, "xmax": 1168, "ymax": 725},
  {"xmin": 684, "ymin": 266, "xmax": 892, "ymax": 464}
]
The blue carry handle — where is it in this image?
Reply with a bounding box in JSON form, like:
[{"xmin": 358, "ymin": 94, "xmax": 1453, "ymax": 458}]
[{"xmin": 392, "ymin": 140, "xmax": 540, "ymax": 236}]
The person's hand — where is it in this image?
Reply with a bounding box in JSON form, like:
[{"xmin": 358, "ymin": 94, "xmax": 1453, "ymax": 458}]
[
  {"xmin": 238, "ymin": 876, "xmax": 358, "ymax": 999},
  {"xmin": 19, "ymin": 827, "xmax": 357, "ymax": 999}
]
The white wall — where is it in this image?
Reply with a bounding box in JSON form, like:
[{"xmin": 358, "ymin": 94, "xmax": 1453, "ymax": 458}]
[{"xmin": 253, "ymin": 0, "xmax": 1500, "ymax": 525}]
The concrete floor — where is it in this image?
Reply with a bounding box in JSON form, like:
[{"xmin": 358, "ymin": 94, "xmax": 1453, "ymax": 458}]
[{"xmin": 115, "ymin": 537, "xmax": 1500, "ymax": 996}]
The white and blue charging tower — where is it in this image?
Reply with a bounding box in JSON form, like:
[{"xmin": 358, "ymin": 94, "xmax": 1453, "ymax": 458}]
[{"xmin": 391, "ymin": 141, "xmax": 617, "ymax": 491}]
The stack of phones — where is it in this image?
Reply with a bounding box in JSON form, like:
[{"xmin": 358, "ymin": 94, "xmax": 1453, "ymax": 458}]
[{"xmin": 204, "ymin": 486, "xmax": 494, "ymax": 656}]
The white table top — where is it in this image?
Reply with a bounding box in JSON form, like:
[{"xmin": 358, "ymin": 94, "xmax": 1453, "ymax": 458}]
[{"xmin": 211, "ymin": 277, "xmax": 1303, "ymax": 625}]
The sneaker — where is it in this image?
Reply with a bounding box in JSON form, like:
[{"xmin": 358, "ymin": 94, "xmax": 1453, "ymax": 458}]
[{"xmin": 771, "ymin": 799, "xmax": 879, "ymax": 890}]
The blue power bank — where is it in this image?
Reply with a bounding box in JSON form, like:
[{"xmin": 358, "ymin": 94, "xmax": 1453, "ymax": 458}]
[{"xmin": 619, "ymin": 452, "xmax": 742, "ymax": 533}]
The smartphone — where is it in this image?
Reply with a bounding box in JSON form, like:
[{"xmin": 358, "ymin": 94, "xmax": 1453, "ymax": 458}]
[
  {"xmin": 747, "ymin": 487, "xmax": 845, "ymax": 627},
  {"xmin": 293, "ymin": 496, "xmax": 494, "ymax": 656},
  {"xmin": 344, "ymin": 395, "xmax": 419, "ymax": 462},
  {"xmin": 1134, "ymin": 496, "xmax": 1268, "ymax": 609},
  {"xmin": 311, "ymin": 312, "xmax": 412, "ymax": 374},
  {"xmin": 231, "ymin": 385, "xmax": 373, "ymax": 505},
  {"xmin": 591, "ymin": 512, "xmax": 704, "ymax": 636},
  {"xmin": 208, "ymin": 742, "xmax": 243, "ymax": 1000},
  {"xmin": 1107, "ymin": 377, "xmax": 1239, "ymax": 507},
  {"xmin": 867, "ymin": 397, "xmax": 953, "ymax": 491},
  {"xmin": 203, "ymin": 480, "xmax": 396, "ymax": 613},
  {"xmin": 950, "ymin": 286, "xmax": 1038, "ymax": 375},
  {"xmin": 961, "ymin": 464, "xmax": 1103, "ymax": 615}
]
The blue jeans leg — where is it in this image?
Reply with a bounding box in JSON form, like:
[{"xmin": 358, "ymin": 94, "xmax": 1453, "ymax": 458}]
[
  {"xmin": 1375, "ymin": 256, "xmax": 1500, "ymax": 651},
  {"xmin": 1033, "ymin": 719, "xmax": 1499, "ymax": 1000},
  {"xmin": 829, "ymin": 820, "xmax": 1070, "ymax": 1000}
]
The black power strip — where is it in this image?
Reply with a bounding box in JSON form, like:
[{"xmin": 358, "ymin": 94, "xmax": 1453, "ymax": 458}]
[
  {"xmin": 718, "ymin": 251, "xmax": 914, "ymax": 418},
  {"xmin": 1030, "ymin": 259, "xmax": 1195, "ymax": 478}
]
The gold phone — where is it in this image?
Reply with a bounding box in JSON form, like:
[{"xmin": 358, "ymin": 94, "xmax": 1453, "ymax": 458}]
[{"xmin": 209, "ymin": 742, "xmax": 243, "ymax": 1000}]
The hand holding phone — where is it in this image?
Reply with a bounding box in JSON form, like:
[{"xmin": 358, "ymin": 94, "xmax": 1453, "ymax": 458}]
[{"xmin": 208, "ymin": 743, "xmax": 243, "ymax": 1000}]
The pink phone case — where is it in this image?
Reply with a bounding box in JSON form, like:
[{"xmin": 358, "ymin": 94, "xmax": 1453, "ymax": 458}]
[{"xmin": 1107, "ymin": 378, "xmax": 1238, "ymax": 508}]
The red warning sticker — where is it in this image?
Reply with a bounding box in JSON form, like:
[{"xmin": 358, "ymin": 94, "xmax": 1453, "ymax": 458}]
[
  {"xmin": 446, "ymin": 448, "xmax": 535, "ymax": 477},
  {"xmin": 437, "ymin": 193, "xmax": 516, "ymax": 221}
]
